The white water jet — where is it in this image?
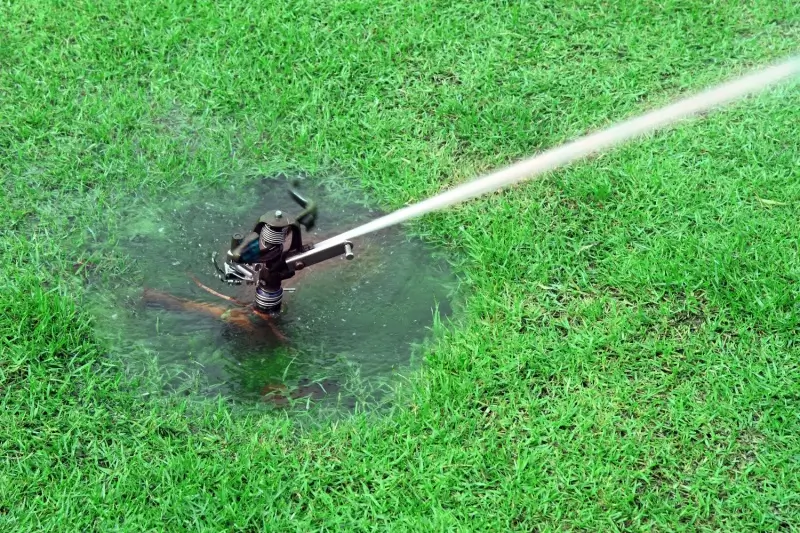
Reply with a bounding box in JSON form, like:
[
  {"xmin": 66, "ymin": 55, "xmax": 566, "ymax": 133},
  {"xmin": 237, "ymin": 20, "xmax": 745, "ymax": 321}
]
[{"xmin": 293, "ymin": 56, "xmax": 800, "ymax": 260}]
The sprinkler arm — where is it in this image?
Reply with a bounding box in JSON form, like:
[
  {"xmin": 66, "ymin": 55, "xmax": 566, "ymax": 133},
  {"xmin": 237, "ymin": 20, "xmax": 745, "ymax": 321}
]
[
  {"xmin": 214, "ymin": 240, "xmax": 354, "ymax": 283},
  {"xmin": 285, "ymin": 240, "xmax": 354, "ymax": 271}
]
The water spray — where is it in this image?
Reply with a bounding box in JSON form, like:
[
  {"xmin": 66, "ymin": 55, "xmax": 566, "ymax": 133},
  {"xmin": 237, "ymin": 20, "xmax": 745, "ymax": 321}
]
[{"xmin": 293, "ymin": 55, "xmax": 800, "ymax": 259}]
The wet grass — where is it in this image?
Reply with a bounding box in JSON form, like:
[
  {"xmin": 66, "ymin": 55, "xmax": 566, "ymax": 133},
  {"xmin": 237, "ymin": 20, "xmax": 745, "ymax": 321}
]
[{"xmin": 2, "ymin": 0, "xmax": 800, "ymax": 529}]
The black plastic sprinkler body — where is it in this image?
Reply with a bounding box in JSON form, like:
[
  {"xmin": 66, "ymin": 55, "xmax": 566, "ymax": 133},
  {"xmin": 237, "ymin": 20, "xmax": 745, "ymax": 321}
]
[{"xmin": 213, "ymin": 183, "xmax": 355, "ymax": 315}]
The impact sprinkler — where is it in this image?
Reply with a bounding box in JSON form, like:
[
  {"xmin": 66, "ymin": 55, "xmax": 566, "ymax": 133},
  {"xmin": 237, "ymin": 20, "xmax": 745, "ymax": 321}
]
[{"xmin": 212, "ymin": 182, "xmax": 355, "ymax": 316}]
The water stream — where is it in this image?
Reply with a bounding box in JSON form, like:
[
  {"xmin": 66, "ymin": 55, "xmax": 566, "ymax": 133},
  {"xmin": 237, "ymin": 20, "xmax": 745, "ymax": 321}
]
[{"xmin": 307, "ymin": 57, "xmax": 800, "ymax": 250}]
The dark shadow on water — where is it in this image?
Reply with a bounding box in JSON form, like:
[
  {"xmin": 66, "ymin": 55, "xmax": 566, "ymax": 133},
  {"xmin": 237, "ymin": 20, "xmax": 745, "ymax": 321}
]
[{"xmin": 88, "ymin": 175, "xmax": 455, "ymax": 411}]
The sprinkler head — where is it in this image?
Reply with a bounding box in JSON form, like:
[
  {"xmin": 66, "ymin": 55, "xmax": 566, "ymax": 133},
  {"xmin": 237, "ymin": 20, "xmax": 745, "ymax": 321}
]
[{"xmin": 214, "ymin": 181, "xmax": 356, "ymax": 314}]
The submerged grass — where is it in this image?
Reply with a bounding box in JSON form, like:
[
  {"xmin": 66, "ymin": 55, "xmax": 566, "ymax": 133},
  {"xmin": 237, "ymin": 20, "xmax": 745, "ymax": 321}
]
[
  {"xmin": 83, "ymin": 174, "xmax": 455, "ymax": 407},
  {"xmin": 2, "ymin": 0, "xmax": 800, "ymax": 529}
]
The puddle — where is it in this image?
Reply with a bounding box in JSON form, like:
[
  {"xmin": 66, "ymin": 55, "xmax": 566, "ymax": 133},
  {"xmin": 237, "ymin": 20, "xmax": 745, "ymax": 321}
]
[{"xmin": 86, "ymin": 175, "xmax": 455, "ymax": 409}]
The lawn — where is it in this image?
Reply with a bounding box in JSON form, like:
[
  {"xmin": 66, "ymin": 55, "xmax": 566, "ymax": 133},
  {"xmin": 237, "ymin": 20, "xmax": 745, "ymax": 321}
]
[{"xmin": 2, "ymin": 0, "xmax": 800, "ymax": 530}]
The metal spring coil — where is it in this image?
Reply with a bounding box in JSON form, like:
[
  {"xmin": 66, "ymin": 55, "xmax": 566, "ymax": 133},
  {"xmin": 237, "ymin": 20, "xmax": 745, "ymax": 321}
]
[
  {"xmin": 260, "ymin": 225, "xmax": 288, "ymax": 247},
  {"xmin": 255, "ymin": 286, "xmax": 283, "ymax": 312}
]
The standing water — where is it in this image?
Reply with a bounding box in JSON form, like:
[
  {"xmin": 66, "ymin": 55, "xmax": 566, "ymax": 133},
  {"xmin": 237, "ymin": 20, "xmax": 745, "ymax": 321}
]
[{"xmin": 86, "ymin": 176, "xmax": 455, "ymax": 408}]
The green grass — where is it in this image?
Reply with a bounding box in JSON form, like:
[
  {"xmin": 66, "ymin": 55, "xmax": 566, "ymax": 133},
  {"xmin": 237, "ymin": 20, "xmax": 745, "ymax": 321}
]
[{"xmin": 2, "ymin": 0, "xmax": 800, "ymax": 529}]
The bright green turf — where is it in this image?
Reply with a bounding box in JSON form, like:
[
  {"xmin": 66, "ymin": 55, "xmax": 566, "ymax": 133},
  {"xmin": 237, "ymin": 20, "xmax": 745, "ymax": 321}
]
[{"xmin": 2, "ymin": 0, "xmax": 800, "ymax": 530}]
